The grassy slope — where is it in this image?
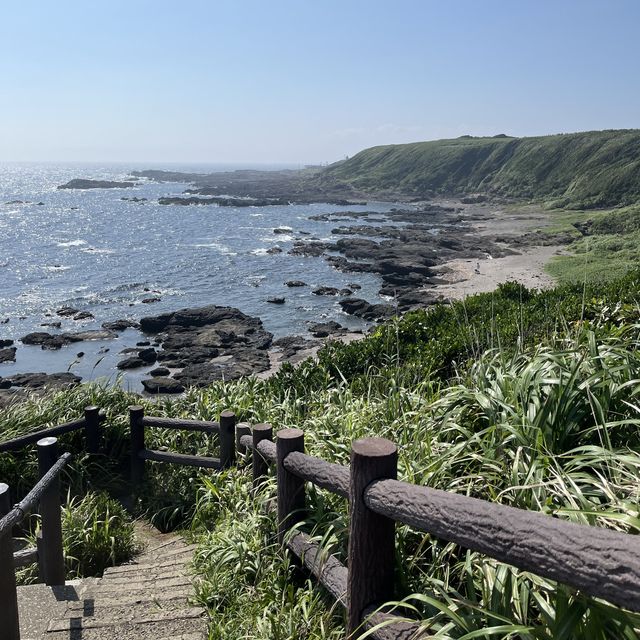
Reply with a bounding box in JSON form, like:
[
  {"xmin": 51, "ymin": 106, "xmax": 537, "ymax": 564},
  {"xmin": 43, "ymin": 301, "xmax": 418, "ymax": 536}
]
[
  {"xmin": 4, "ymin": 272, "xmax": 640, "ymax": 637},
  {"xmin": 319, "ymin": 129, "xmax": 640, "ymax": 209}
]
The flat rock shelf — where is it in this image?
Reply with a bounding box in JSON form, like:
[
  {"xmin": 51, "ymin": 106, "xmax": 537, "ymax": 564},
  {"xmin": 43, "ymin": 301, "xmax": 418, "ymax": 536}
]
[{"xmin": 17, "ymin": 522, "xmax": 206, "ymax": 640}]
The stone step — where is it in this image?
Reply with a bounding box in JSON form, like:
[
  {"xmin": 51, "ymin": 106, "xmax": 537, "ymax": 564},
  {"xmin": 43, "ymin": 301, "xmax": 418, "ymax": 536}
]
[
  {"xmin": 48, "ymin": 606, "xmax": 205, "ymax": 632},
  {"xmin": 100, "ymin": 565, "xmax": 191, "ymax": 584},
  {"xmin": 44, "ymin": 616, "xmax": 207, "ymax": 639},
  {"xmin": 102, "ymin": 555, "xmax": 193, "ymax": 576},
  {"xmin": 62, "ymin": 594, "xmax": 192, "ymax": 619},
  {"xmin": 68, "ymin": 587, "xmax": 195, "ymax": 609},
  {"xmin": 97, "ymin": 573, "xmax": 193, "ymax": 590}
]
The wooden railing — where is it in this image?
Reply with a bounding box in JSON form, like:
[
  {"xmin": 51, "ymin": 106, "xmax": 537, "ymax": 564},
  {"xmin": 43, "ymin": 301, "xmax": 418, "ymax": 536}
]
[
  {"xmin": 0, "ymin": 437, "xmax": 70, "ymax": 640},
  {"xmin": 4, "ymin": 409, "xmax": 640, "ymax": 639},
  {"xmin": 0, "ymin": 406, "xmax": 104, "ymax": 454},
  {"xmin": 239, "ymin": 427, "xmax": 640, "ymax": 639},
  {"xmin": 128, "ymin": 406, "xmax": 236, "ymax": 485}
]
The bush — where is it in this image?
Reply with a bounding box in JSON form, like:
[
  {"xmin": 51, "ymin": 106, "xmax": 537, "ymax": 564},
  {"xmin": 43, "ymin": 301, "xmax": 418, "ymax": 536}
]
[{"xmin": 62, "ymin": 491, "xmax": 136, "ymax": 577}]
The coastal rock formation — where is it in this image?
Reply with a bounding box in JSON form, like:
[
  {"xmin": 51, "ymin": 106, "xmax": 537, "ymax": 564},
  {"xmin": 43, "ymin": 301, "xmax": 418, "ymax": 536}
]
[
  {"xmin": 312, "ymin": 286, "xmax": 341, "ymax": 296},
  {"xmin": 5, "ymin": 372, "xmax": 81, "ymax": 389},
  {"xmin": 140, "ymin": 305, "xmax": 273, "ymax": 385},
  {"xmin": 142, "ymin": 377, "xmax": 185, "ymax": 394},
  {"xmin": 21, "ymin": 329, "xmax": 117, "ymax": 350},
  {"xmin": 102, "ymin": 319, "xmax": 140, "ymax": 331},
  {"xmin": 272, "ymin": 335, "xmax": 319, "ymax": 359},
  {"xmin": 0, "ymin": 347, "xmax": 17, "ymax": 362},
  {"xmin": 57, "ymin": 179, "xmax": 137, "ymax": 189},
  {"xmin": 339, "ymin": 298, "xmax": 395, "ymax": 321},
  {"xmin": 308, "ymin": 321, "xmax": 347, "ymax": 338}
]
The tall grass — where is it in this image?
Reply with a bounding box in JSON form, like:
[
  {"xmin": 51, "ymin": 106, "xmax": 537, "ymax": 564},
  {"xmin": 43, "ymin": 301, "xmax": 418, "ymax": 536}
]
[{"xmin": 3, "ymin": 273, "xmax": 640, "ymax": 637}]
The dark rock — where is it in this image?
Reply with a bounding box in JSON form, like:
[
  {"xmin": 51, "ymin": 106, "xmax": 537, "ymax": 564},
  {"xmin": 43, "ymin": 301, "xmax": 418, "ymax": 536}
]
[
  {"xmin": 41, "ymin": 322, "xmax": 62, "ymax": 328},
  {"xmin": 117, "ymin": 357, "xmax": 145, "ymax": 369},
  {"xmin": 0, "ymin": 318, "xmax": 9, "ymax": 324},
  {"xmin": 273, "ymin": 227, "xmax": 292, "ymax": 234},
  {"xmin": 266, "ymin": 247, "xmax": 283, "ymax": 254},
  {"xmin": 272, "ymin": 335, "xmax": 319, "ymax": 359},
  {"xmin": 57, "ymin": 179, "xmax": 136, "ymax": 190},
  {"xmin": 285, "ymin": 280, "xmax": 307, "ymax": 287},
  {"xmin": 149, "ymin": 366, "xmax": 170, "ymax": 377},
  {"xmin": 73, "ymin": 311, "xmax": 94, "ymax": 320},
  {"xmin": 289, "ymin": 241, "xmax": 330, "ymax": 257},
  {"xmin": 339, "ymin": 288, "xmax": 353, "ymax": 296},
  {"xmin": 102, "ymin": 319, "xmax": 139, "ymax": 331},
  {"xmin": 136, "ymin": 341, "xmax": 151, "ymax": 346},
  {"xmin": 76, "ymin": 352, "xmax": 85, "ymax": 358},
  {"xmin": 312, "ymin": 287, "xmax": 341, "ymax": 296},
  {"xmin": 7, "ymin": 372, "xmax": 81, "ymax": 390},
  {"xmin": 142, "ymin": 377, "xmax": 185, "ymax": 394},
  {"xmin": 348, "ymin": 283, "xmax": 362, "ymax": 290},
  {"xmin": 142, "ymin": 297, "xmax": 161, "ymax": 304},
  {"xmin": 0, "ymin": 339, "xmax": 13, "ymax": 348},
  {"xmin": 20, "ymin": 329, "xmax": 116, "ymax": 350},
  {"xmin": 0, "ymin": 347, "xmax": 17, "ymax": 362},
  {"xmin": 267, "ymin": 297, "xmax": 285, "ymax": 304},
  {"xmin": 138, "ymin": 348, "xmax": 157, "ymax": 363},
  {"xmin": 308, "ymin": 321, "xmax": 346, "ymax": 338},
  {"xmin": 339, "ymin": 298, "xmax": 395, "ymax": 321},
  {"xmin": 0, "ymin": 378, "xmax": 11, "ymax": 389},
  {"xmin": 56, "ymin": 307, "xmax": 79, "ymax": 317}
]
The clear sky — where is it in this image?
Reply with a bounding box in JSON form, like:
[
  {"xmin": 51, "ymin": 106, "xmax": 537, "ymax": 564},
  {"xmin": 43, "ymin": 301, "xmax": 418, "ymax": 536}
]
[{"xmin": 1, "ymin": 0, "xmax": 639, "ymax": 164}]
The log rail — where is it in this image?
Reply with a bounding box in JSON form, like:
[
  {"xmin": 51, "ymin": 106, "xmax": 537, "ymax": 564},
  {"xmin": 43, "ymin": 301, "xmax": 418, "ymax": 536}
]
[
  {"xmin": 4, "ymin": 407, "xmax": 640, "ymax": 639},
  {"xmin": 241, "ymin": 426, "xmax": 640, "ymax": 638},
  {"xmin": 0, "ymin": 438, "xmax": 70, "ymax": 640}
]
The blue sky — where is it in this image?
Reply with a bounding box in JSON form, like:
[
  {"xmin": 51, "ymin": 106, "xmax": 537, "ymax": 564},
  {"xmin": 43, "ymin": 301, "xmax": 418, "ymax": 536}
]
[{"xmin": 1, "ymin": 1, "xmax": 639, "ymax": 163}]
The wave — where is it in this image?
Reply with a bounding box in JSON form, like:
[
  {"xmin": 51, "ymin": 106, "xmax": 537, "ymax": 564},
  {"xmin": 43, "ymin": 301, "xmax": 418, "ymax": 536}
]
[
  {"xmin": 191, "ymin": 241, "xmax": 237, "ymax": 256},
  {"xmin": 57, "ymin": 239, "xmax": 87, "ymax": 247}
]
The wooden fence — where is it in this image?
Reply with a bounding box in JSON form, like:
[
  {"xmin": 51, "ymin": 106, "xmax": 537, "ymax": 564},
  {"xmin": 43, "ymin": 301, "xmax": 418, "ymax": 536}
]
[
  {"xmin": 3, "ymin": 407, "xmax": 640, "ymax": 639},
  {"xmin": 0, "ymin": 438, "xmax": 71, "ymax": 640}
]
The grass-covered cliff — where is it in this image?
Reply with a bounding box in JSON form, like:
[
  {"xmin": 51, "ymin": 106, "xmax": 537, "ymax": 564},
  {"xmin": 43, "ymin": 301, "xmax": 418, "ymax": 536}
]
[{"xmin": 319, "ymin": 129, "xmax": 640, "ymax": 209}]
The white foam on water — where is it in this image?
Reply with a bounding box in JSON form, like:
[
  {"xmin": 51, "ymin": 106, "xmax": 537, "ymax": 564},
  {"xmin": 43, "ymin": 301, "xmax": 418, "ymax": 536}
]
[
  {"xmin": 191, "ymin": 241, "xmax": 237, "ymax": 256},
  {"xmin": 57, "ymin": 239, "xmax": 87, "ymax": 247}
]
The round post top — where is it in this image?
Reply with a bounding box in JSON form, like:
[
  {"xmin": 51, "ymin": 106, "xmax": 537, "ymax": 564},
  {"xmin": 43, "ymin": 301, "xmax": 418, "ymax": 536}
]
[{"xmin": 351, "ymin": 437, "xmax": 396, "ymax": 457}]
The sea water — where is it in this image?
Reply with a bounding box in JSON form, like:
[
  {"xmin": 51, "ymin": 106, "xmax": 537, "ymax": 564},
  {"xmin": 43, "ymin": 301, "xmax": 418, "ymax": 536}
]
[{"xmin": 0, "ymin": 162, "xmax": 402, "ymax": 390}]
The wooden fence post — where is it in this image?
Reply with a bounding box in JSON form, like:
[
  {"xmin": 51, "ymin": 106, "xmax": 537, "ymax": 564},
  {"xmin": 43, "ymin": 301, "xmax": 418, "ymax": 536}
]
[
  {"xmin": 219, "ymin": 410, "xmax": 236, "ymax": 469},
  {"xmin": 129, "ymin": 405, "xmax": 145, "ymax": 487},
  {"xmin": 276, "ymin": 429, "xmax": 305, "ymax": 544},
  {"xmin": 0, "ymin": 483, "xmax": 20, "ymax": 640},
  {"xmin": 236, "ymin": 422, "xmax": 251, "ymax": 455},
  {"xmin": 84, "ymin": 405, "xmax": 101, "ymax": 454},
  {"xmin": 252, "ymin": 423, "xmax": 273, "ymax": 488},
  {"xmin": 37, "ymin": 437, "xmax": 65, "ymax": 586},
  {"xmin": 347, "ymin": 438, "xmax": 397, "ymax": 638}
]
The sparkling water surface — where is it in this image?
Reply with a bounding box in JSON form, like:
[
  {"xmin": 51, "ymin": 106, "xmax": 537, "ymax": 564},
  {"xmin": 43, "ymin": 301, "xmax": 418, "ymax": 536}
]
[{"xmin": 0, "ymin": 163, "xmax": 404, "ymax": 391}]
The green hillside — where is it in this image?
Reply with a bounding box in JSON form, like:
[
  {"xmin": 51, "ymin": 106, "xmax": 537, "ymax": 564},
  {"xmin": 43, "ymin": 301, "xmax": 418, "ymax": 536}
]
[{"xmin": 319, "ymin": 129, "xmax": 640, "ymax": 209}]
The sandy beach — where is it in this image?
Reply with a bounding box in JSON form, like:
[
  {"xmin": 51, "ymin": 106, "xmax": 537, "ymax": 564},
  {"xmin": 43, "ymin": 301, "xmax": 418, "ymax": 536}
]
[{"xmin": 430, "ymin": 201, "xmax": 567, "ymax": 300}]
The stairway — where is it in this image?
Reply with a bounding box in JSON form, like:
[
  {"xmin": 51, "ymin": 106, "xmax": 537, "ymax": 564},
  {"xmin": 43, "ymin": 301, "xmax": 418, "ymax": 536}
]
[{"xmin": 17, "ymin": 523, "xmax": 207, "ymax": 640}]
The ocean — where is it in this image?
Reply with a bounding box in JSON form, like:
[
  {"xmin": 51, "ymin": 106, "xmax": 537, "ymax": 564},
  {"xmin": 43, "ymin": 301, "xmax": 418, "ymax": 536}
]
[{"xmin": 0, "ymin": 163, "xmax": 401, "ymax": 391}]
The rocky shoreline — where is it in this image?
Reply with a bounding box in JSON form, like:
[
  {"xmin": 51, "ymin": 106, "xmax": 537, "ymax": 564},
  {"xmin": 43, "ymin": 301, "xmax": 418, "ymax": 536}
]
[{"xmin": 0, "ymin": 183, "xmax": 567, "ymax": 405}]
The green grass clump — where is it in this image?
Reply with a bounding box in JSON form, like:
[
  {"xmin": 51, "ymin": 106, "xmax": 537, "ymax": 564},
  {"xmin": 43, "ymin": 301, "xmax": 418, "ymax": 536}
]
[
  {"xmin": 17, "ymin": 490, "xmax": 136, "ymax": 583},
  {"xmin": 61, "ymin": 491, "xmax": 136, "ymax": 578}
]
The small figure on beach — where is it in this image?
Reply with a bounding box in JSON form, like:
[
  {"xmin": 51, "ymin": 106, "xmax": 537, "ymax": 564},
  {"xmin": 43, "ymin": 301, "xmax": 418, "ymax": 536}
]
[{"xmin": 474, "ymin": 262, "xmax": 480, "ymax": 274}]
